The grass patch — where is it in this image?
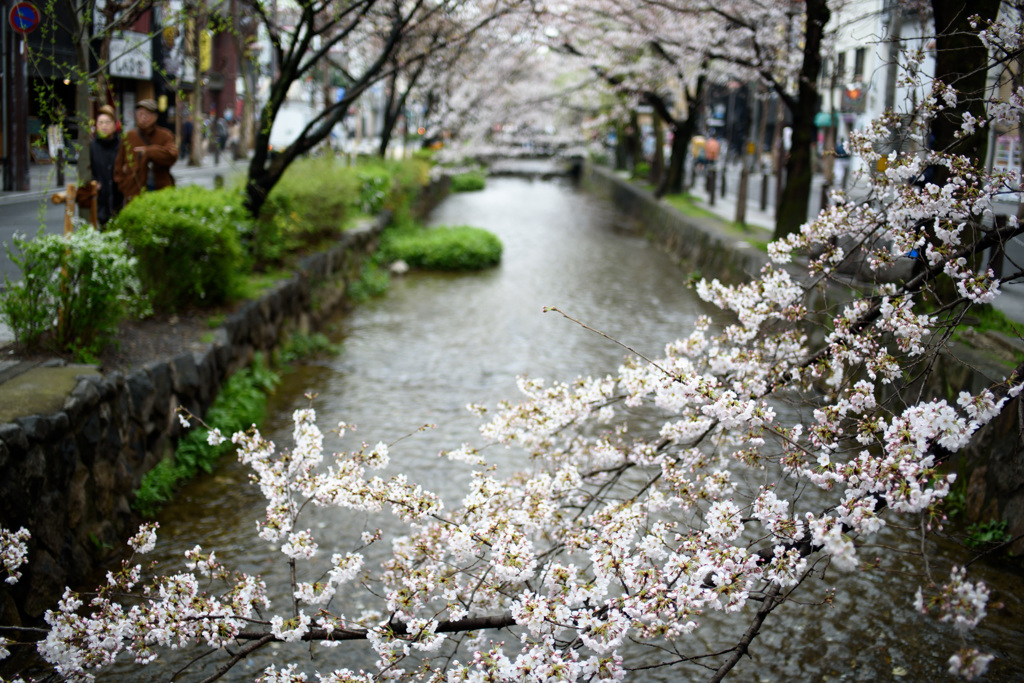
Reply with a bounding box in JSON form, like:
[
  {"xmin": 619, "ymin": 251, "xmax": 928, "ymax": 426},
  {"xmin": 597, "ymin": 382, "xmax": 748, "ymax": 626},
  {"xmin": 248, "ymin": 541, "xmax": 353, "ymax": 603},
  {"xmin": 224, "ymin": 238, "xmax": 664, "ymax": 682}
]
[
  {"xmin": 664, "ymin": 192, "xmax": 721, "ymax": 221},
  {"xmin": 381, "ymin": 224, "xmax": 502, "ymax": 271},
  {"xmin": 450, "ymin": 171, "xmax": 486, "ymax": 193},
  {"xmin": 964, "ymin": 304, "xmax": 1022, "ymax": 338}
]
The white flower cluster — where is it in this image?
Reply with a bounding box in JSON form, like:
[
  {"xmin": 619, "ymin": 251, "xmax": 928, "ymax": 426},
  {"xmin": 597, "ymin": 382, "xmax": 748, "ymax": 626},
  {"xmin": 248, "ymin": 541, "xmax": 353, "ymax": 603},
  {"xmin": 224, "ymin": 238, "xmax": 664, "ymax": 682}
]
[{"xmin": 0, "ymin": 527, "xmax": 30, "ymax": 586}]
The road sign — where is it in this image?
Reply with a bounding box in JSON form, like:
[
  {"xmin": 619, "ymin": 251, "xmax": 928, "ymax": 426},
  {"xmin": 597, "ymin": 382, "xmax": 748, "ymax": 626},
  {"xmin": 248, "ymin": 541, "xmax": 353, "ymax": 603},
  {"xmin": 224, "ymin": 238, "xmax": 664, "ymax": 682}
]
[{"xmin": 9, "ymin": 2, "xmax": 40, "ymax": 35}]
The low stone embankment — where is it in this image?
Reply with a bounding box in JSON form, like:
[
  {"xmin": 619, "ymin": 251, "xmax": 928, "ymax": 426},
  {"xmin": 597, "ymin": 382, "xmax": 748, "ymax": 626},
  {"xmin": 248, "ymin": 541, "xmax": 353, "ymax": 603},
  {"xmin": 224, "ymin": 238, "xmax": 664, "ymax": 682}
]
[
  {"xmin": 580, "ymin": 162, "xmax": 1024, "ymax": 560},
  {"xmin": 0, "ymin": 215, "xmax": 385, "ymax": 627}
]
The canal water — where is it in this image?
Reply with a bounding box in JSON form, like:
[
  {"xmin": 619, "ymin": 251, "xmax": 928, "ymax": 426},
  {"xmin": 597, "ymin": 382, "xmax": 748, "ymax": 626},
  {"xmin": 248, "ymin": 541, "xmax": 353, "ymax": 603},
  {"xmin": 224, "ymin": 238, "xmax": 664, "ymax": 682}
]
[{"xmin": 106, "ymin": 174, "xmax": 1023, "ymax": 681}]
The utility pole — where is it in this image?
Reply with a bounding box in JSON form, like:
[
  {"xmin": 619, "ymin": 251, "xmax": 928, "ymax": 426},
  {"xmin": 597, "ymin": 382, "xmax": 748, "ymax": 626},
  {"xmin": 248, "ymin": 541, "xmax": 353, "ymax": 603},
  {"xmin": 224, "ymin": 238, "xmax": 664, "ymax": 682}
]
[{"xmin": 4, "ymin": 0, "xmax": 31, "ymax": 191}]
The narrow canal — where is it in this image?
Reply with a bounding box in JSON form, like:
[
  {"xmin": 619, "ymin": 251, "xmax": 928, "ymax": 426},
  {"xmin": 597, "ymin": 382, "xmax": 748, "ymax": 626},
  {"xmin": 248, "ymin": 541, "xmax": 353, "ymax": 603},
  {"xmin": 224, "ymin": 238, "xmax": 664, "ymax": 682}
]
[{"xmin": 115, "ymin": 173, "xmax": 1023, "ymax": 681}]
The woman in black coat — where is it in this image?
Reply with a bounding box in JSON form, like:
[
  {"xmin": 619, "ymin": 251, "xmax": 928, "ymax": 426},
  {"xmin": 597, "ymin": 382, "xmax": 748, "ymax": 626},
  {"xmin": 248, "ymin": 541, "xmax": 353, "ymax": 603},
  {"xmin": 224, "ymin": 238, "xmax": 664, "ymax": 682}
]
[{"xmin": 89, "ymin": 105, "xmax": 124, "ymax": 226}]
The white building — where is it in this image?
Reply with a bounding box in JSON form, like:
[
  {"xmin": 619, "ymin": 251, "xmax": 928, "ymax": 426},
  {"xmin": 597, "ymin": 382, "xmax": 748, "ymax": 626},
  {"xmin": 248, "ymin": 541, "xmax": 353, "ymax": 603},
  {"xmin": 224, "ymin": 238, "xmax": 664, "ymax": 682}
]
[
  {"xmin": 821, "ymin": 0, "xmax": 1021, "ymax": 190},
  {"xmin": 820, "ymin": 0, "xmax": 934, "ymax": 178}
]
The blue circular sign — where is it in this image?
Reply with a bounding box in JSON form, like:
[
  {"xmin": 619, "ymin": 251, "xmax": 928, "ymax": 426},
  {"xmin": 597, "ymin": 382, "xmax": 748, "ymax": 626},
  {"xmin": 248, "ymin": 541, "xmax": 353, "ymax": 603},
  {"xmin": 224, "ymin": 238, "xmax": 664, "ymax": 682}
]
[{"xmin": 9, "ymin": 2, "xmax": 40, "ymax": 35}]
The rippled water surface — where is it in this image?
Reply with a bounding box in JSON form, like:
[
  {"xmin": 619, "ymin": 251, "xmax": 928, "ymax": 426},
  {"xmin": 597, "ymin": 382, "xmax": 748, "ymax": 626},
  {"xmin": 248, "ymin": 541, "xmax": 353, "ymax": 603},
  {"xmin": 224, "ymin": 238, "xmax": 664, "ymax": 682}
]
[{"xmin": 103, "ymin": 175, "xmax": 1024, "ymax": 682}]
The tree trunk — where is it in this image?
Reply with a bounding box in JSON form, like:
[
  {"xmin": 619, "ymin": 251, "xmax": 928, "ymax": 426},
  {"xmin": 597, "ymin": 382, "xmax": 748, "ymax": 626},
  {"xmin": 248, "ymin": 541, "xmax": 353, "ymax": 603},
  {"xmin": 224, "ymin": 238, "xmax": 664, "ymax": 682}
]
[
  {"xmin": 773, "ymin": 0, "xmax": 829, "ymax": 240},
  {"xmin": 657, "ymin": 120, "xmax": 690, "ymax": 197},
  {"xmin": 650, "ymin": 115, "xmax": 664, "ymax": 186},
  {"xmin": 930, "ymin": 0, "xmax": 1001, "ymax": 178}
]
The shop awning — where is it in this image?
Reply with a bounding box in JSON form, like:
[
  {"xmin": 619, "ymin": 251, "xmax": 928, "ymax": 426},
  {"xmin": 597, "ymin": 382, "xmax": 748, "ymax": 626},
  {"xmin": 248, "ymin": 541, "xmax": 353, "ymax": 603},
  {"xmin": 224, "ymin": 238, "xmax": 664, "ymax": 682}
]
[{"xmin": 815, "ymin": 112, "xmax": 839, "ymax": 128}]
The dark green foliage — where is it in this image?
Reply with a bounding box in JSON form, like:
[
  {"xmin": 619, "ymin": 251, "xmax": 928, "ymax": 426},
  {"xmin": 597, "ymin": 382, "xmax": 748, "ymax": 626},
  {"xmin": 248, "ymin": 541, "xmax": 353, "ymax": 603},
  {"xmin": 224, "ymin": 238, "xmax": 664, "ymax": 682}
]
[
  {"xmin": 450, "ymin": 171, "xmax": 486, "ymax": 193},
  {"xmin": 110, "ymin": 186, "xmax": 247, "ymax": 312},
  {"xmin": 133, "ymin": 355, "xmax": 279, "ymax": 517},
  {"xmin": 964, "ymin": 520, "xmax": 1012, "ymax": 549},
  {"xmin": 380, "ymin": 224, "xmax": 502, "ymax": 271}
]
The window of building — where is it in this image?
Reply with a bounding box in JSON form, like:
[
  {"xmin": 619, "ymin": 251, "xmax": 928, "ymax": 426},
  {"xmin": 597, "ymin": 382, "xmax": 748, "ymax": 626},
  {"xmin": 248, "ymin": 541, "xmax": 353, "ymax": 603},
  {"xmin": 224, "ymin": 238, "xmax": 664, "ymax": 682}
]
[
  {"xmin": 854, "ymin": 48, "xmax": 866, "ymax": 81},
  {"xmin": 837, "ymin": 52, "xmax": 846, "ymax": 81}
]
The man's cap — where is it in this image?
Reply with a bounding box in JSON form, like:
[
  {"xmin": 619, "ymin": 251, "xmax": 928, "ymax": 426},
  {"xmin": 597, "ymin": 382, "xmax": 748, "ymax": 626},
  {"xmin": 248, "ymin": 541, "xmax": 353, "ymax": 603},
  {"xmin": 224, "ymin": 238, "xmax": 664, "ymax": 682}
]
[
  {"xmin": 97, "ymin": 104, "xmax": 116, "ymax": 119},
  {"xmin": 136, "ymin": 99, "xmax": 158, "ymax": 113}
]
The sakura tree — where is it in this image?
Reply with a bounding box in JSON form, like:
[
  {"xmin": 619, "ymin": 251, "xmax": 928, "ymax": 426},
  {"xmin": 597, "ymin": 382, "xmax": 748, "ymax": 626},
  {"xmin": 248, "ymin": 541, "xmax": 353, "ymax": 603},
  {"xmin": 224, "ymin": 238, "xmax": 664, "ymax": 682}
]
[
  {"xmin": 2, "ymin": 7, "xmax": 1023, "ymax": 683},
  {"xmin": 537, "ymin": 0, "xmax": 715, "ymax": 194}
]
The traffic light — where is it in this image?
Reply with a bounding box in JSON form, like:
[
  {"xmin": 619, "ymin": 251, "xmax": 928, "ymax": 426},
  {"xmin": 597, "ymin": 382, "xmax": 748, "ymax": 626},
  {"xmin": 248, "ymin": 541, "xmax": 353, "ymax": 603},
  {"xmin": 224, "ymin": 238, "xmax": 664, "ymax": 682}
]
[{"xmin": 841, "ymin": 83, "xmax": 866, "ymax": 113}]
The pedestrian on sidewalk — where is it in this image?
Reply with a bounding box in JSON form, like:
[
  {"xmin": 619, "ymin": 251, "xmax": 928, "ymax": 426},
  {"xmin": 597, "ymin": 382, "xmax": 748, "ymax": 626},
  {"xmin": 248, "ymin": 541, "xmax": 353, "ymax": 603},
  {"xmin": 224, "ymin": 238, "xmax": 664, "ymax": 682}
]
[
  {"xmin": 835, "ymin": 137, "xmax": 849, "ymax": 189},
  {"xmin": 181, "ymin": 115, "xmax": 193, "ymax": 161},
  {"xmin": 115, "ymin": 99, "xmax": 179, "ymax": 203},
  {"xmin": 705, "ymin": 135, "xmax": 721, "ymax": 167},
  {"xmin": 88, "ymin": 105, "xmax": 124, "ymax": 225}
]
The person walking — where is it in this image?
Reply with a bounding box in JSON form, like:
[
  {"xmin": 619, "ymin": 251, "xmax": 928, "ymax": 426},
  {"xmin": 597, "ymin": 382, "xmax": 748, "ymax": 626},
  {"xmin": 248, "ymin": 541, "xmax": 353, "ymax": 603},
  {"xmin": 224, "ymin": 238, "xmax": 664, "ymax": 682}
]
[
  {"xmin": 88, "ymin": 104, "xmax": 124, "ymax": 226},
  {"xmin": 115, "ymin": 99, "xmax": 179, "ymax": 203},
  {"xmin": 704, "ymin": 135, "xmax": 721, "ymax": 166},
  {"xmin": 181, "ymin": 115, "xmax": 193, "ymax": 162}
]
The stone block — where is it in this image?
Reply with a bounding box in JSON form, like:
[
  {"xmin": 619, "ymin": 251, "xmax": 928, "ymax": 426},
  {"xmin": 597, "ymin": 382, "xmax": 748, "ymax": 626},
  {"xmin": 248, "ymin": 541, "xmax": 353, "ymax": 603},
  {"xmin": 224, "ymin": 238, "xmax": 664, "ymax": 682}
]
[
  {"xmin": 70, "ymin": 376, "xmax": 101, "ymax": 406},
  {"xmin": 0, "ymin": 422, "xmax": 27, "ymax": 453},
  {"xmin": 126, "ymin": 370, "xmax": 156, "ymax": 420},
  {"xmin": 170, "ymin": 353, "xmax": 200, "ymax": 396},
  {"xmin": 23, "ymin": 548, "xmax": 66, "ymax": 619}
]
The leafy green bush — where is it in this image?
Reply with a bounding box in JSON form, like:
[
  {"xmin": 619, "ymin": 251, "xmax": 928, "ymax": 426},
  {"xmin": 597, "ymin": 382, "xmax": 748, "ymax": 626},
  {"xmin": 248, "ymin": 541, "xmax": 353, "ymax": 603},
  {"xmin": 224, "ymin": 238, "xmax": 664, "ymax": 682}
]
[
  {"xmin": 380, "ymin": 224, "xmax": 502, "ymax": 271},
  {"xmin": 255, "ymin": 157, "xmax": 362, "ymax": 266},
  {"xmin": 0, "ymin": 222, "xmax": 148, "ymax": 357},
  {"xmin": 110, "ymin": 186, "xmax": 247, "ymax": 312},
  {"xmin": 252, "ymin": 157, "xmax": 429, "ymax": 268},
  {"xmin": 134, "ymin": 355, "xmax": 279, "ymax": 517},
  {"xmin": 347, "ymin": 262, "xmax": 391, "ymax": 302},
  {"xmin": 450, "ymin": 171, "xmax": 486, "ymax": 193},
  {"xmin": 358, "ymin": 167, "xmax": 392, "ymax": 214}
]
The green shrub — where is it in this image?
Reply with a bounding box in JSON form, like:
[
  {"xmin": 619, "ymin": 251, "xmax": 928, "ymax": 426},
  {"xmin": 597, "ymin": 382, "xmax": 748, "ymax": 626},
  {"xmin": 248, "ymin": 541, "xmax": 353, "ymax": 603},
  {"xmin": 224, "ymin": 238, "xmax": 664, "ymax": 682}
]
[
  {"xmin": 134, "ymin": 355, "xmax": 279, "ymax": 517},
  {"xmin": 380, "ymin": 224, "xmax": 502, "ymax": 271},
  {"xmin": 110, "ymin": 186, "xmax": 247, "ymax": 312},
  {"xmin": 412, "ymin": 148, "xmax": 436, "ymax": 162},
  {"xmin": 633, "ymin": 161, "xmax": 651, "ymax": 179},
  {"xmin": 347, "ymin": 262, "xmax": 391, "ymax": 302},
  {"xmin": 252, "ymin": 157, "xmax": 429, "ymax": 268},
  {"xmin": 277, "ymin": 330, "xmax": 341, "ymax": 364},
  {"xmin": 0, "ymin": 222, "xmax": 148, "ymax": 357},
  {"xmin": 357, "ymin": 167, "xmax": 391, "ymax": 214},
  {"xmin": 450, "ymin": 171, "xmax": 486, "ymax": 193}
]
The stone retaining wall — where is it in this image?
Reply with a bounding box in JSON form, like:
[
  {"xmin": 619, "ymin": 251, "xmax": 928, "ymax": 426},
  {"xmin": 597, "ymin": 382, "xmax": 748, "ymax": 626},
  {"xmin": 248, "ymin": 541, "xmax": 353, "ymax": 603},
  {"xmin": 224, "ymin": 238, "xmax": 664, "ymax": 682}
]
[
  {"xmin": 580, "ymin": 162, "xmax": 1024, "ymax": 560},
  {"xmin": 0, "ymin": 216, "xmax": 385, "ymax": 627}
]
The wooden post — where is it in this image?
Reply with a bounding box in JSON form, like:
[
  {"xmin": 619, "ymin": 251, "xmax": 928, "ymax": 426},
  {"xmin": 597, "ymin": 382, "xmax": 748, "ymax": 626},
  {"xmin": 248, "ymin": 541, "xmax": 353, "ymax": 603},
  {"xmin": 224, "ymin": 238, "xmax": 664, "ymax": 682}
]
[
  {"xmin": 51, "ymin": 183, "xmax": 78, "ymax": 234},
  {"xmin": 51, "ymin": 181, "xmax": 99, "ymax": 229}
]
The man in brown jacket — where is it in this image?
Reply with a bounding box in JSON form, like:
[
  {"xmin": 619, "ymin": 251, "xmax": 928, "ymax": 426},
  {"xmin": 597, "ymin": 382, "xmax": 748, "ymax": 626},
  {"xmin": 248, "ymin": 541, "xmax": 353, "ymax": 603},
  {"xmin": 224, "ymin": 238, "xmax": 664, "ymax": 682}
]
[{"xmin": 115, "ymin": 99, "xmax": 179, "ymax": 202}]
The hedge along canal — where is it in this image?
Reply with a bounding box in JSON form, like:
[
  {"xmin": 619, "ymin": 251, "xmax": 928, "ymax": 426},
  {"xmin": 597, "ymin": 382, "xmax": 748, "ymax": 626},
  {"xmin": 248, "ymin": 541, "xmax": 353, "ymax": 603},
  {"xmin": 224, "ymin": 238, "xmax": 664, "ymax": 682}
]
[{"xmin": 96, "ymin": 171, "xmax": 1024, "ymax": 681}]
